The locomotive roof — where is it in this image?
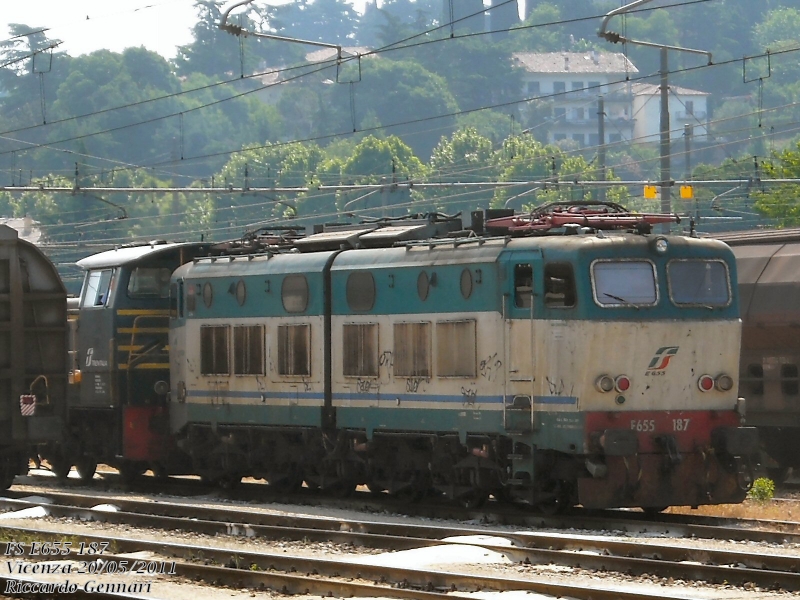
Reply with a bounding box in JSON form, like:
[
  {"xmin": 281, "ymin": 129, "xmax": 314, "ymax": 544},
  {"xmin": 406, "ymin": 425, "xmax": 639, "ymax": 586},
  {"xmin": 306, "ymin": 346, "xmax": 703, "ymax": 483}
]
[
  {"xmin": 77, "ymin": 241, "xmax": 210, "ymax": 270},
  {"xmin": 714, "ymin": 228, "xmax": 800, "ymax": 245}
]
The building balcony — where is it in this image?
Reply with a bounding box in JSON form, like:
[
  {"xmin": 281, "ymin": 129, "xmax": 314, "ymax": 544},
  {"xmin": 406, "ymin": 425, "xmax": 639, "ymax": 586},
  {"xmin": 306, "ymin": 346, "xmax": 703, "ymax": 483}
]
[{"xmin": 675, "ymin": 111, "xmax": 707, "ymax": 121}]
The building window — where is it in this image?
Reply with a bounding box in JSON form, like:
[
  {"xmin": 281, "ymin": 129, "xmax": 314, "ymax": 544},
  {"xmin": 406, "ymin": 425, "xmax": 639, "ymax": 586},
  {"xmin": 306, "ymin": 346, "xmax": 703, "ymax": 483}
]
[
  {"xmin": 394, "ymin": 322, "xmax": 431, "ymax": 378},
  {"xmin": 572, "ymin": 133, "xmax": 584, "ymax": 145},
  {"xmin": 685, "ymin": 100, "xmax": 694, "ymax": 115},
  {"xmin": 553, "ymin": 133, "xmax": 567, "ymax": 141},
  {"xmin": 277, "ymin": 324, "xmax": 310, "ymax": 376},
  {"xmin": 553, "ymin": 81, "xmax": 565, "ymax": 94},
  {"xmin": 544, "ymin": 263, "xmax": 576, "ymax": 308},
  {"xmin": 588, "ymin": 133, "xmax": 600, "ymax": 146},
  {"xmin": 609, "ymin": 133, "xmax": 622, "ymax": 143},
  {"xmin": 528, "ymin": 81, "xmax": 540, "ymax": 95},
  {"xmin": 553, "ymin": 107, "xmax": 566, "ymax": 120},
  {"xmin": 343, "ymin": 323, "xmax": 378, "ymax": 377},
  {"xmin": 436, "ymin": 320, "xmax": 477, "ymax": 378},
  {"xmin": 572, "ymin": 108, "xmax": 585, "ymax": 121},
  {"xmin": 200, "ymin": 325, "xmax": 229, "ymax": 375},
  {"xmin": 589, "ymin": 80, "xmax": 601, "ymax": 92},
  {"xmin": 233, "ymin": 325, "xmax": 264, "ymax": 375},
  {"xmin": 572, "ymin": 81, "xmax": 584, "ymax": 91}
]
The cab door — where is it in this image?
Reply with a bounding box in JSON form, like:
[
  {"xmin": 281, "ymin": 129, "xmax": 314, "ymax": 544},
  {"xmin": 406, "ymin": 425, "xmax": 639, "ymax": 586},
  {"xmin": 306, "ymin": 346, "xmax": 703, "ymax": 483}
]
[
  {"xmin": 77, "ymin": 268, "xmax": 117, "ymax": 408},
  {"xmin": 503, "ymin": 250, "xmax": 542, "ymax": 432}
]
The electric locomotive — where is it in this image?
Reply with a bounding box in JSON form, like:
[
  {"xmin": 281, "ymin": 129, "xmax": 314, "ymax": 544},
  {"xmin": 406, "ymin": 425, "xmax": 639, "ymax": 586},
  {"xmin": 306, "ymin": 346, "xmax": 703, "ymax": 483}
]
[
  {"xmin": 715, "ymin": 228, "xmax": 800, "ymax": 482},
  {"xmin": 168, "ymin": 204, "xmax": 757, "ymax": 510},
  {"xmin": 0, "ymin": 224, "xmax": 67, "ymax": 488},
  {"xmin": 44, "ymin": 240, "xmax": 211, "ymax": 481}
]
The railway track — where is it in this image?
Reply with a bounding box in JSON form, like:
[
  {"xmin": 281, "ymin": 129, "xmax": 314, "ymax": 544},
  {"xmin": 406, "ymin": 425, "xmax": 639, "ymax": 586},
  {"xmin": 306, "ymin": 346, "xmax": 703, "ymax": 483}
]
[
  {"xmin": 0, "ymin": 522, "xmax": 779, "ymax": 600},
  {"xmin": 14, "ymin": 470, "xmax": 800, "ymax": 543},
  {"xmin": 0, "ymin": 490, "xmax": 797, "ymax": 593}
]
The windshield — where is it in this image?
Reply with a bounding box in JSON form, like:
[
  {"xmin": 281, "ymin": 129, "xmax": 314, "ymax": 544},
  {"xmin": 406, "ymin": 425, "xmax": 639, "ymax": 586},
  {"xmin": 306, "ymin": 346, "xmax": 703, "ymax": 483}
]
[
  {"xmin": 592, "ymin": 260, "xmax": 657, "ymax": 306},
  {"xmin": 668, "ymin": 260, "xmax": 730, "ymax": 306}
]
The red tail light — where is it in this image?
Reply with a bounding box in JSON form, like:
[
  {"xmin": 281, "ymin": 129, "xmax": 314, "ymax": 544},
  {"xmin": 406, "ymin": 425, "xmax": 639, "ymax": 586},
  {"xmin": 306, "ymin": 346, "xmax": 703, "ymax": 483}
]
[
  {"xmin": 698, "ymin": 374, "xmax": 714, "ymax": 392},
  {"xmin": 614, "ymin": 375, "xmax": 631, "ymax": 393}
]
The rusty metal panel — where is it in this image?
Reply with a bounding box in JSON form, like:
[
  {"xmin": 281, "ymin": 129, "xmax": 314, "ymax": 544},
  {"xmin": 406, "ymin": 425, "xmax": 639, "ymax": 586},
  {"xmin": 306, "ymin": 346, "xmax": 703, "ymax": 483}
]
[{"xmin": 731, "ymin": 242, "xmax": 800, "ymax": 325}]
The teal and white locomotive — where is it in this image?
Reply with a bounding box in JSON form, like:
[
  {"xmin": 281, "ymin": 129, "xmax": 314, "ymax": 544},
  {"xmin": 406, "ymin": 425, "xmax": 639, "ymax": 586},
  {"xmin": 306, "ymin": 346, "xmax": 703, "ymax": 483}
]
[{"xmin": 167, "ymin": 203, "xmax": 757, "ymax": 511}]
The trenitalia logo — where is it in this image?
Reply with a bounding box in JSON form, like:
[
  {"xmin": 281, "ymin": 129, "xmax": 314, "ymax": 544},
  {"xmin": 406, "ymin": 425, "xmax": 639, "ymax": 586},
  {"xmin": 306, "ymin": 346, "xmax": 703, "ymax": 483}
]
[{"xmin": 647, "ymin": 346, "xmax": 679, "ymax": 371}]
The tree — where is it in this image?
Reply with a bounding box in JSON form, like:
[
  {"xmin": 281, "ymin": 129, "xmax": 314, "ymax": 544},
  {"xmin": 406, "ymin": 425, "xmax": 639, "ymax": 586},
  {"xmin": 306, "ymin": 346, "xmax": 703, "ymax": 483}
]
[{"xmin": 427, "ymin": 127, "xmax": 497, "ymax": 213}]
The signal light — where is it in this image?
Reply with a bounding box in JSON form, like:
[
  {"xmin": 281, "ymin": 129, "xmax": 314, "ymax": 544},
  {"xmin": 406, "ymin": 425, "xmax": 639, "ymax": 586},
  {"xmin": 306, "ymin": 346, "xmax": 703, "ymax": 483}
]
[
  {"xmin": 595, "ymin": 375, "xmax": 614, "ymax": 393},
  {"xmin": 698, "ymin": 374, "xmax": 715, "ymax": 392},
  {"xmin": 715, "ymin": 374, "xmax": 734, "ymax": 392},
  {"xmin": 615, "ymin": 375, "xmax": 631, "ymax": 393}
]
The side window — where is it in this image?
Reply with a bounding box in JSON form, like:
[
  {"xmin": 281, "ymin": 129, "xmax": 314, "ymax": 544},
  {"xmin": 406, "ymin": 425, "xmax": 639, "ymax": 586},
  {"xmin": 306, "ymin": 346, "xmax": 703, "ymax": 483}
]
[
  {"xmin": 514, "ymin": 264, "xmax": 533, "ymax": 308},
  {"xmin": 436, "ymin": 320, "xmax": 477, "ymax": 378},
  {"xmin": 282, "ymin": 275, "xmax": 309, "ymax": 313},
  {"xmin": 81, "ymin": 269, "xmax": 114, "ymax": 308},
  {"xmin": 186, "ymin": 284, "xmax": 197, "ymax": 313},
  {"xmin": 128, "ymin": 267, "xmax": 172, "ymax": 298},
  {"xmin": 169, "ymin": 283, "xmax": 179, "ymax": 319},
  {"xmin": 544, "ymin": 263, "xmax": 576, "ymax": 308},
  {"xmin": 782, "ymin": 364, "xmax": 799, "ymax": 396},
  {"xmin": 743, "ymin": 364, "xmax": 764, "ymax": 396},
  {"xmin": 343, "ymin": 323, "xmax": 378, "ymax": 377},
  {"xmin": 277, "ymin": 324, "xmax": 310, "ymax": 376},
  {"xmin": 200, "ymin": 325, "xmax": 229, "ymax": 375},
  {"xmin": 234, "ymin": 325, "xmax": 265, "ymax": 375},
  {"xmin": 394, "ymin": 322, "xmax": 431, "ymax": 378}
]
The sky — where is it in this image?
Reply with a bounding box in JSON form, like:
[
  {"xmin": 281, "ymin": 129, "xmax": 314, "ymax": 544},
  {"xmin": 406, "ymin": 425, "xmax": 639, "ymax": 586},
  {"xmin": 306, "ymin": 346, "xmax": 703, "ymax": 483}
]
[{"xmin": 2, "ymin": 0, "xmax": 369, "ymax": 60}]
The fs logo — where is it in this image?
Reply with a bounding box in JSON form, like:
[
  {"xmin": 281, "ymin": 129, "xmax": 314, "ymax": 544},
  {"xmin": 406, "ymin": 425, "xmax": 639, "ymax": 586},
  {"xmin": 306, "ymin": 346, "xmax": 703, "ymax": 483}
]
[{"xmin": 646, "ymin": 346, "xmax": 679, "ymax": 374}]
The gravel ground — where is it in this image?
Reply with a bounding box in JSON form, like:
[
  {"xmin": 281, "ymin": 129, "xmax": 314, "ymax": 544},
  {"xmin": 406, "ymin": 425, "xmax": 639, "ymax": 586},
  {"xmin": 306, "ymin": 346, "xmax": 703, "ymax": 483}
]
[{"xmin": 0, "ymin": 476, "xmax": 797, "ymax": 599}]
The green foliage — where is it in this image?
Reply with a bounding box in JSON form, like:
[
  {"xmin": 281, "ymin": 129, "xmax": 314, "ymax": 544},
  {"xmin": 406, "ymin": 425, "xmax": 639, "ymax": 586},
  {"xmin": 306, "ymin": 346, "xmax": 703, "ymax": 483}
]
[{"xmin": 747, "ymin": 477, "xmax": 775, "ymax": 502}]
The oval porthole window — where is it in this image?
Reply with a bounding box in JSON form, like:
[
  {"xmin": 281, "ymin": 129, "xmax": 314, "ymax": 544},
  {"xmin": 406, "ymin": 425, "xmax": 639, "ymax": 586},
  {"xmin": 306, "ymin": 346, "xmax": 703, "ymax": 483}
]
[
  {"xmin": 202, "ymin": 282, "xmax": 213, "ymax": 308},
  {"xmin": 346, "ymin": 271, "xmax": 375, "ymax": 312},
  {"xmin": 417, "ymin": 271, "xmax": 430, "ymax": 301},
  {"xmin": 460, "ymin": 269, "xmax": 473, "ymax": 299},
  {"xmin": 235, "ymin": 280, "xmax": 246, "ymax": 306},
  {"xmin": 282, "ymin": 274, "xmax": 309, "ymax": 313}
]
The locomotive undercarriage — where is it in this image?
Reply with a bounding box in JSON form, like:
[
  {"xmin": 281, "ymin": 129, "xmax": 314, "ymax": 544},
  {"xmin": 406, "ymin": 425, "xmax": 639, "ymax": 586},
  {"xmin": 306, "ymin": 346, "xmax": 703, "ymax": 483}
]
[{"xmin": 176, "ymin": 424, "xmax": 583, "ymax": 511}]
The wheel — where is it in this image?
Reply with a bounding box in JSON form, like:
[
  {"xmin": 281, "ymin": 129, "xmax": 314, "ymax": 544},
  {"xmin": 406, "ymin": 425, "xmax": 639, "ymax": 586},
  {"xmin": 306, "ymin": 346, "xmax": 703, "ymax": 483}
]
[
  {"xmin": 459, "ymin": 490, "xmax": 488, "ymax": 509},
  {"xmin": 217, "ymin": 475, "xmax": 241, "ymax": 490},
  {"xmin": 151, "ymin": 463, "xmax": 169, "ymax": 481},
  {"xmin": 766, "ymin": 466, "xmax": 791, "ymax": 484},
  {"xmin": 49, "ymin": 457, "xmax": 71, "ymax": 481},
  {"xmin": 118, "ymin": 461, "xmax": 146, "ymax": 484},
  {"xmin": 75, "ymin": 457, "xmax": 97, "ymax": 483},
  {"xmin": 641, "ymin": 506, "xmax": 669, "ymax": 516}
]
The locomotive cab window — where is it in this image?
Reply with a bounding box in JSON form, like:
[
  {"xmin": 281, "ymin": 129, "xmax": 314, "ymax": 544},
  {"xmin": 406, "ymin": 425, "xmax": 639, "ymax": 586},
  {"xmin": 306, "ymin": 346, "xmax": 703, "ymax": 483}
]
[
  {"xmin": 514, "ymin": 264, "xmax": 533, "ymax": 308},
  {"xmin": 592, "ymin": 260, "xmax": 657, "ymax": 307},
  {"xmin": 128, "ymin": 267, "xmax": 172, "ymax": 298},
  {"xmin": 200, "ymin": 325, "xmax": 230, "ymax": 375},
  {"xmin": 81, "ymin": 269, "xmax": 114, "ymax": 308},
  {"xmin": 343, "ymin": 323, "xmax": 378, "ymax": 378},
  {"xmin": 667, "ymin": 259, "xmax": 730, "ymax": 306},
  {"xmin": 277, "ymin": 324, "xmax": 310, "ymax": 376},
  {"xmin": 234, "ymin": 325, "xmax": 265, "ymax": 376},
  {"xmin": 544, "ymin": 263, "xmax": 576, "ymax": 308}
]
